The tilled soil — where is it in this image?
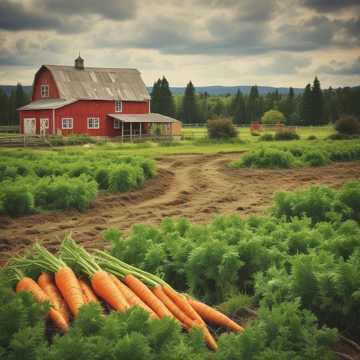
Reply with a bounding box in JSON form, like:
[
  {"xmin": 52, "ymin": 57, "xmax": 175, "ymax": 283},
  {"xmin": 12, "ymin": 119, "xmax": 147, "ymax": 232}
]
[{"xmin": 0, "ymin": 153, "xmax": 359, "ymax": 264}]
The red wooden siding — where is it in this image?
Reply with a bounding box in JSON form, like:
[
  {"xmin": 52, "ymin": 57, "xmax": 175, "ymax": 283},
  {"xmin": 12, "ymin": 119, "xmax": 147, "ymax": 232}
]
[
  {"xmin": 20, "ymin": 109, "xmax": 54, "ymax": 134},
  {"xmin": 20, "ymin": 99, "xmax": 150, "ymax": 137},
  {"xmin": 32, "ymin": 67, "xmax": 59, "ymax": 101}
]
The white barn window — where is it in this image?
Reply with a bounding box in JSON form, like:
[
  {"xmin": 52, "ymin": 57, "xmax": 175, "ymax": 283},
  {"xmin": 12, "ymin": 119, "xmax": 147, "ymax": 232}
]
[
  {"xmin": 40, "ymin": 84, "xmax": 49, "ymax": 98},
  {"xmin": 114, "ymin": 119, "xmax": 121, "ymax": 129},
  {"xmin": 115, "ymin": 100, "xmax": 122, "ymax": 113},
  {"xmin": 62, "ymin": 117, "xmax": 73, "ymax": 129},
  {"xmin": 88, "ymin": 117, "xmax": 100, "ymax": 129}
]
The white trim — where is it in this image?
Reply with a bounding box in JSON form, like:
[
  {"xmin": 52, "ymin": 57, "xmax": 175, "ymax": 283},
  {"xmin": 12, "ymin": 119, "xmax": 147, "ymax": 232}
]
[
  {"xmin": 114, "ymin": 119, "xmax": 121, "ymax": 129},
  {"xmin": 40, "ymin": 84, "xmax": 49, "ymax": 98},
  {"xmin": 40, "ymin": 118, "xmax": 49, "ymax": 129},
  {"xmin": 87, "ymin": 117, "xmax": 100, "ymax": 129},
  {"xmin": 115, "ymin": 100, "xmax": 122, "ymax": 113},
  {"xmin": 61, "ymin": 117, "xmax": 73, "ymax": 129},
  {"xmin": 24, "ymin": 118, "xmax": 36, "ymax": 135}
]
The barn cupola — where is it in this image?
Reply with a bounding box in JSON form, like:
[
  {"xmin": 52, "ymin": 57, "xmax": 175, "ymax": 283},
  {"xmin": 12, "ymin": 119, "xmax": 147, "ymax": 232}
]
[{"xmin": 74, "ymin": 54, "xmax": 84, "ymax": 70}]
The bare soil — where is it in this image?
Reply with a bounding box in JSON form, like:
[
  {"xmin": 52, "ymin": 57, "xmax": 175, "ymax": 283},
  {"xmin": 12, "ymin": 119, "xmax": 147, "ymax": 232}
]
[{"xmin": 1, "ymin": 153, "xmax": 360, "ymax": 265}]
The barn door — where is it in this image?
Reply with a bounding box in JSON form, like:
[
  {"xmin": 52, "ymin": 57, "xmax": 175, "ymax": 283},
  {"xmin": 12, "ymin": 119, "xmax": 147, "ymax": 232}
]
[
  {"xmin": 24, "ymin": 118, "xmax": 36, "ymax": 135},
  {"xmin": 40, "ymin": 118, "xmax": 49, "ymax": 136}
]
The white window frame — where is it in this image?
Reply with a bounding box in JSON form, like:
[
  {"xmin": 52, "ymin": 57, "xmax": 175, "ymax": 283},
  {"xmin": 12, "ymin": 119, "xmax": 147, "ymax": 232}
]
[
  {"xmin": 61, "ymin": 117, "xmax": 73, "ymax": 129},
  {"xmin": 40, "ymin": 118, "xmax": 49, "ymax": 129},
  {"xmin": 114, "ymin": 119, "xmax": 121, "ymax": 129},
  {"xmin": 87, "ymin": 117, "xmax": 100, "ymax": 129},
  {"xmin": 115, "ymin": 100, "xmax": 122, "ymax": 113},
  {"xmin": 40, "ymin": 84, "xmax": 49, "ymax": 98}
]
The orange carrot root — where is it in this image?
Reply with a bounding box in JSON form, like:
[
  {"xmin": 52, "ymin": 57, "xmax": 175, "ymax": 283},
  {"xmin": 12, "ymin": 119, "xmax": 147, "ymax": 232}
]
[
  {"xmin": 79, "ymin": 279, "xmax": 100, "ymax": 304},
  {"xmin": 188, "ymin": 298, "xmax": 244, "ymax": 333},
  {"xmin": 55, "ymin": 266, "xmax": 85, "ymax": 317},
  {"xmin": 123, "ymin": 274, "xmax": 173, "ymax": 319},
  {"xmin": 110, "ymin": 274, "xmax": 158, "ymax": 319},
  {"xmin": 38, "ymin": 272, "xmax": 71, "ymax": 323},
  {"xmin": 16, "ymin": 277, "xmax": 69, "ymax": 332},
  {"xmin": 91, "ymin": 271, "xmax": 129, "ymax": 311}
]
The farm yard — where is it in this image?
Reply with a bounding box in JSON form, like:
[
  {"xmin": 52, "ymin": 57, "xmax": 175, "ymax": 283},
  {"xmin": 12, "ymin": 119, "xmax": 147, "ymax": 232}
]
[
  {"xmin": 1, "ymin": 126, "xmax": 360, "ymax": 359},
  {"xmin": 2, "ymin": 0, "xmax": 360, "ymax": 355}
]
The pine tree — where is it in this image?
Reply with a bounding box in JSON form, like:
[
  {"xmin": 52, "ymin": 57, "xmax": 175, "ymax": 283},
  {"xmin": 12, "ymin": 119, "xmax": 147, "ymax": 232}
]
[
  {"xmin": 159, "ymin": 77, "xmax": 175, "ymax": 117},
  {"xmin": 0, "ymin": 89, "xmax": 9, "ymax": 126},
  {"xmin": 231, "ymin": 90, "xmax": 246, "ymax": 124},
  {"xmin": 150, "ymin": 79, "xmax": 162, "ymax": 113},
  {"xmin": 180, "ymin": 81, "xmax": 198, "ymax": 124},
  {"xmin": 197, "ymin": 93, "xmax": 209, "ymax": 123},
  {"xmin": 14, "ymin": 83, "xmax": 28, "ymax": 125},
  {"xmin": 301, "ymin": 84, "xmax": 313, "ymax": 125},
  {"xmin": 311, "ymin": 76, "xmax": 324, "ymax": 125},
  {"xmin": 247, "ymin": 85, "xmax": 261, "ymax": 123},
  {"xmin": 280, "ymin": 87, "xmax": 296, "ymax": 120}
]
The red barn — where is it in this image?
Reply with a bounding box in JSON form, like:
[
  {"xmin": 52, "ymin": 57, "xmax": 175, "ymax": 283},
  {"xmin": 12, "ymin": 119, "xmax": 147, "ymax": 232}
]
[{"xmin": 18, "ymin": 56, "xmax": 182, "ymax": 139}]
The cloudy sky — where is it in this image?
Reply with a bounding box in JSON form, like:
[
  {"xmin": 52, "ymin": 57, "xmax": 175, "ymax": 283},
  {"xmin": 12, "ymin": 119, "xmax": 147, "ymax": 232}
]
[{"xmin": 0, "ymin": 0, "xmax": 359, "ymax": 88}]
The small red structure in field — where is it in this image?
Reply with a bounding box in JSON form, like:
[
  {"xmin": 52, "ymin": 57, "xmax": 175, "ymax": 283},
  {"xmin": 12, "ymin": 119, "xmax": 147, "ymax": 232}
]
[{"xmin": 18, "ymin": 56, "xmax": 181, "ymax": 139}]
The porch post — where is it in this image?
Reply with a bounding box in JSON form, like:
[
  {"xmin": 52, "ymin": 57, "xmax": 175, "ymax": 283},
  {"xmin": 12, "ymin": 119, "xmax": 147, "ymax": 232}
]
[
  {"xmin": 130, "ymin": 122, "xmax": 133, "ymax": 142},
  {"xmin": 139, "ymin": 122, "xmax": 142, "ymax": 139},
  {"xmin": 122, "ymin": 121, "xmax": 124, "ymax": 143}
]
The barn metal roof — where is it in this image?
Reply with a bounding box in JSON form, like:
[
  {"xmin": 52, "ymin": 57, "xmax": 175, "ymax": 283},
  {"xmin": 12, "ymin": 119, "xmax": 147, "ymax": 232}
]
[
  {"xmin": 18, "ymin": 99, "xmax": 76, "ymax": 110},
  {"xmin": 108, "ymin": 113, "xmax": 179, "ymax": 123},
  {"xmin": 44, "ymin": 65, "xmax": 150, "ymax": 101}
]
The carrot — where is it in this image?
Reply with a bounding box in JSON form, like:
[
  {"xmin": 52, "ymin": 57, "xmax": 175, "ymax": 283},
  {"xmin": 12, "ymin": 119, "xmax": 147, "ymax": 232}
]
[
  {"xmin": 123, "ymin": 274, "xmax": 174, "ymax": 319},
  {"xmin": 153, "ymin": 285, "xmax": 218, "ymax": 351},
  {"xmin": 30, "ymin": 243, "xmax": 85, "ymax": 317},
  {"xmin": 162, "ymin": 286, "xmax": 205, "ymax": 325},
  {"xmin": 152, "ymin": 284, "xmax": 193, "ymax": 328},
  {"xmin": 16, "ymin": 276, "xmax": 69, "ymax": 332},
  {"xmin": 55, "ymin": 266, "xmax": 85, "ymax": 317},
  {"xmin": 110, "ymin": 274, "xmax": 158, "ymax": 318},
  {"xmin": 188, "ymin": 298, "xmax": 244, "ymax": 332},
  {"xmin": 38, "ymin": 272, "xmax": 71, "ymax": 323},
  {"xmin": 79, "ymin": 279, "xmax": 99, "ymax": 304},
  {"xmin": 91, "ymin": 270, "xmax": 129, "ymax": 311}
]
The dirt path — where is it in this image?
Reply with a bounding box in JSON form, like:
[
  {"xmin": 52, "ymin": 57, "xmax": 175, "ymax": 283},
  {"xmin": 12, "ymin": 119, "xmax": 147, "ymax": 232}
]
[{"xmin": 1, "ymin": 153, "xmax": 360, "ymax": 264}]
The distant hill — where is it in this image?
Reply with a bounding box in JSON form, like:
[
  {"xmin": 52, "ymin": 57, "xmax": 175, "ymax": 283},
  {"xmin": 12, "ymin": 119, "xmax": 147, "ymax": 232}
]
[
  {"xmin": 0, "ymin": 84, "xmax": 303, "ymax": 97},
  {"xmin": 147, "ymin": 85, "xmax": 304, "ymax": 96},
  {"xmin": 1, "ymin": 84, "xmax": 358, "ymax": 97}
]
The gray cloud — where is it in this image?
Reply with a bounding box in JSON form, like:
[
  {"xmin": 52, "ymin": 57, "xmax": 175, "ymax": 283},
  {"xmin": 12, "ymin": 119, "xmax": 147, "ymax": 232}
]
[
  {"xmin": 318, "ymin": 57, "xmax": 360, "ymax": 75},
  {"xmin": 0, "ymin": 0, "xmax": 135, "ymax": 32},
  {"xmin": 0, "ymin": 1, "xmax": 61, "ymax": 31},
  {"xmin": 301, "ymin": 0, "xmax": 360, "ymax": 12},
  {"xmin": 35, "ymin": 0, "xmax": 136, "ymax": 21},
  {"xmin": 257, "ymin": 54, "xmax": 312, "ymax": 75}
]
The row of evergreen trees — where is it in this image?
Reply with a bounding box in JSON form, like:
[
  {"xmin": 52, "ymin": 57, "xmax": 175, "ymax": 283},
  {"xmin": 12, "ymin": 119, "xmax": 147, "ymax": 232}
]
[
  {"xmin": 0, "ymin": 84, "xmax": 29, "ymax": 126},
  {"xmin": 151, "ymin": 77, "xmax": 360, "ymax": 125},
  {"xmin": 1, "ymin": 78, "xmax": 358, "ymax": 127}
]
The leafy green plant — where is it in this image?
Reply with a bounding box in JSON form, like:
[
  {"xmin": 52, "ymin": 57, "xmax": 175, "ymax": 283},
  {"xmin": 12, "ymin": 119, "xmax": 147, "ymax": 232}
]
[
  {"xmin": 230, "ymin": 148, "xmax": 296, "ymax": 169},
  {"xmin": 34, "ymin": 175, "xmax": 98, "ymax": 211},
  {"xmin": 302, "ymin": 150, "xmax": 330, "ymax": 166},
  {"xmin": 0, "ymin": 186, "xmax": 34, "ymax": 216},
  {"xmin": 261, "ymin": 109, "xmax": 285, "ymax": 125},
  {"xmin": 109, "ymin": 164, "xmax": 139, "ymax": 192},
  {"xmin": 258, "ymin": 133, "xmax": 274, "ymax": 141},
  {"xmin": 274, "ymin": 129, "xmax": 300, "ymax": 140},
  {"xmin": 207, "ymin": 118, "xmax": 238, "ymax": 139}
]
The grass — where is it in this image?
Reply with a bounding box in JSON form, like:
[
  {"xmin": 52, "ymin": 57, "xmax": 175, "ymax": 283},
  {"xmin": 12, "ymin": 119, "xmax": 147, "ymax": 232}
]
[{"xmin": 0, "ymin": 126, "xmax": 344, "ymax": 159}]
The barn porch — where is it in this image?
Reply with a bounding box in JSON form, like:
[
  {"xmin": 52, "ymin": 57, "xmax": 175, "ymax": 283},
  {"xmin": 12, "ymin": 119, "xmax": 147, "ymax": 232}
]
[{"xmin": 108, "ymin": 113, "xmax": 181, "ymax": 141}]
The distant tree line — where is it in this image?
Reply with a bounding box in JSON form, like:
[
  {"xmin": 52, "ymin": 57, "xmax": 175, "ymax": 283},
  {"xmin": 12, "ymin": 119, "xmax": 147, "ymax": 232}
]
[
  {"xmin": 151, "ymin": 77, "xmax": 360, "ymax": 125},
  {"xmin": 0, "ymin": 84, "xmax": 29, "ymax": 126}
]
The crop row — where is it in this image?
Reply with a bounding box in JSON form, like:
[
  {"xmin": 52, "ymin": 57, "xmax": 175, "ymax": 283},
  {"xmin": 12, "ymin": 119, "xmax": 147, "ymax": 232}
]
[
  {"xmin": 2, "ymin": 182, "xmax": 357, "ymax": 359},
  {"xmin": 105, "ymin": 181, "xmax": 360, "ymax": 340},
  {"xmin": 0, "ymin": 151, "xmax": 156, "ymax": 216},
  {"xmin": 229, "ymin": 141, "xmax": 360, "ymax": 168}
]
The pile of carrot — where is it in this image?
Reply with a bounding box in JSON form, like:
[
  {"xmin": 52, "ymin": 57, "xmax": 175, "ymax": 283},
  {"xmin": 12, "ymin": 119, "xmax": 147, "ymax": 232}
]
[{"xmin": 7, "ymin": 237, "xmax": 244, "ymax": 351}]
